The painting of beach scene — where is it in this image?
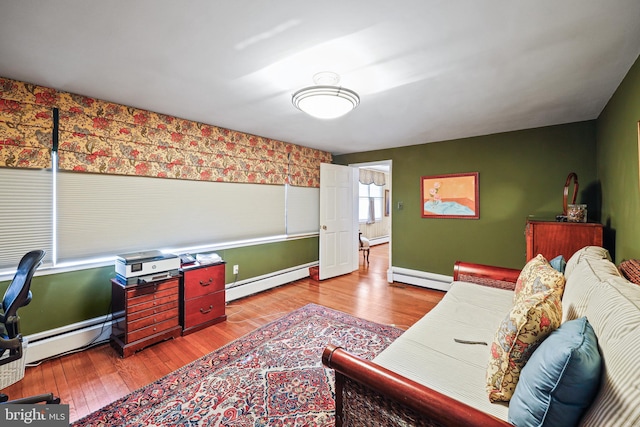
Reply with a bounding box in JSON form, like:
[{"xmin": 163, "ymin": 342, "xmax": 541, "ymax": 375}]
[{"xmin": 421, "ymin": 172, "xmax": 479, "ymax": 219}]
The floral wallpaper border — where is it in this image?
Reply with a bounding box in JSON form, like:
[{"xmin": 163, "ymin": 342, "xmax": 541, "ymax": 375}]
[{"xmin": 0, "ymin": 77, "xmax": 331, "ymax": 187}]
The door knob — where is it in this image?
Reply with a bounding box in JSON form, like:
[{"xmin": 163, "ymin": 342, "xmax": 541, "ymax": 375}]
[{"xmin": 322, "ymin": 225, "xmax": 327, "ymax": 230}]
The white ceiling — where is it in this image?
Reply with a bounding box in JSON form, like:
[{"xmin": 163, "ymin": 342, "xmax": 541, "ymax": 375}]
[{"xmin": 1, "ymin": 1, "xmax": 639, "ymax": 155}]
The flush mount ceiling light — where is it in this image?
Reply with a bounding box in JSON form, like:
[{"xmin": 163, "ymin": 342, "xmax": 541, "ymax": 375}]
[{"xmin": 292, "ymin": 72, "xmax": 360, "ymax": 119}]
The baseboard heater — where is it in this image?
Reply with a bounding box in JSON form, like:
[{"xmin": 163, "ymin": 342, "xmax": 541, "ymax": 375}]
[
  {"xmin": 225, "ymin": 262, "xmax": 317, "ymax": 302},
  {"xmin": 390, "ymin": 266, "xmax": 453, "ymax": 292},
  {"xmin": 23, "ymin": 263, "xmax": 317, "ymax": 363},
  {"xmin": 368, "ymin": 236, "xmax": 390, "ymax": 246},
  {"xmin": 24, "ymin": 315, "xmax": 116, "ymax": 364}
]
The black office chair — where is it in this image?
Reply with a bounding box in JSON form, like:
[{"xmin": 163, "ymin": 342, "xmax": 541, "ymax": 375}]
[{"xmin": 0, "ymin": 250, "xmax": 60, "ymax": 404}]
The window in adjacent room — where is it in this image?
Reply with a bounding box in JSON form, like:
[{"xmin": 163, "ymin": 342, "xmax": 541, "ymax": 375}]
[{"xmin": 358, "ymin": 181, "xmax": 384, "ymax": 224}]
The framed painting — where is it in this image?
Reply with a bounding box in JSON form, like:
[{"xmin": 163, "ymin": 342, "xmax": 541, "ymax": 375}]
[{"xmin": 421, "ymin": 172, "xmax": 479, "ymax": 219}]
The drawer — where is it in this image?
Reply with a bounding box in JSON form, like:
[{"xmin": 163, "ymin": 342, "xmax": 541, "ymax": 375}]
[
  {"xmin": 128, "ymin": 306, "xmax": 179, "ymax": 332},
  {"xmin": 128, "ymin": 288, "xmax": 178, "ymax": 313},
  {"xmin": 184, "ymin": 264, "xmax": 225, "ymax": 299},
  {"xmin": 126, "ymin": 279, "xmax": 179, "ymax": 299},
  {"xmin": 127, "ymin": 316, "xmax": 180, "ymax": 343},
  {"xmin": 184, "ymin": 291, "xmax": 225, "ymax": 328},
  {"xmin": 128, "ymin": 299, "xmax": 179, "ymax": 322}
]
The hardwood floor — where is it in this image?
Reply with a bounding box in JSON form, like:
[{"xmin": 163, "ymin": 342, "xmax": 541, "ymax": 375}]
[{"xmin": 1, "ymin": 244, "xmax": 445, "ymax": 422}]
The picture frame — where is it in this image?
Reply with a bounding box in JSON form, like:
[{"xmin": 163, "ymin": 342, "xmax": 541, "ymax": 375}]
[{"xmin": 421, "ymin": 172, "xmax": 479, "ymax": 219}]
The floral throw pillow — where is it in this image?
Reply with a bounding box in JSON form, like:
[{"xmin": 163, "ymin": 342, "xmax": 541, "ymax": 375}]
[
  {"xmin": 513, "ymin": 254, "xmax": 566, "ymax": 305},
  {"xmin": 486, "ymin": 289, "xmax": 562, "ymax": 402}
]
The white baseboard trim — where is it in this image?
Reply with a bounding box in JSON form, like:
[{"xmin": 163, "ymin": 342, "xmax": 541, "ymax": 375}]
[
  {"xmin": 225, "ymin": 263, "xmax": 317, "ymax": 302},
  {"xmin": 22, "ymin": 263, "xmax": 318, "ymax": 363},
  {"xmin": 25, "ymin": 315, "xmax": 115, "ymax": 364},
  {"xmin": 23, "ymin": 263, "xmax": 451, "ymax": 364},
  {"xmin": 390, "ymin": 266, "xmax": 452, "ymax": 292},
  {"xmin": 369, "ymin": 236, "xmax": 390, "ymax": 246}
]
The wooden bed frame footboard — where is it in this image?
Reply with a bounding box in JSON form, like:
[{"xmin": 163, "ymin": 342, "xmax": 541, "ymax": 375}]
[
  {"xmin": 323, "ymin": 345, "xmax": 513, "ymax": 427},
  {"xmin": 322, "ymin": 261, "xmax": 522, "ymax": 427}
]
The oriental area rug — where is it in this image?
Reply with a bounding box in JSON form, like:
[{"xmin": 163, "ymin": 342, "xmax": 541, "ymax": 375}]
[{"xmin": 72, "ymin": 303, "xmax": 403, "ymax": 427}]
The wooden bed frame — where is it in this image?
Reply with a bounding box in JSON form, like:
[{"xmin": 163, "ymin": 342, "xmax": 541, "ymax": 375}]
[{"xmin": 322, "ymin": 261, "xmax": 521, "ymax": 427}]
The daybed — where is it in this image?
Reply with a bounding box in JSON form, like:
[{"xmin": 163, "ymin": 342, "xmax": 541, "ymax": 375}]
[{"xmin": 323, "ymin": 246, "xmax": 640, "ymax": 426}]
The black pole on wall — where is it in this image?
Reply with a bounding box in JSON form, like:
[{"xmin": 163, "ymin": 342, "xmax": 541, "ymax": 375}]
[{"xmin": 52, "ymin": 108, "xmax": 59, "ymax": 152}]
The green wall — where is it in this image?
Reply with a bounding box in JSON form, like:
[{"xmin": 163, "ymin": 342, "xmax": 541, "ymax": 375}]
[
  {"xmin": 335, "ymin": 121, "xmax": 598, "ymax": 274},
  {"xmin": 5, "ymin": 54, "xmax": 638, "ymax": 337},
  {"xmin": 0, "ymin": 236, "xmax": 318, "ymax": 335},
  {"xmin": 596, "ymin": 53, "xmax": 640, "ymax": 262},
  {"xmin": 218, "ymin": 237, "xmax": 319, "ymax": 282}
]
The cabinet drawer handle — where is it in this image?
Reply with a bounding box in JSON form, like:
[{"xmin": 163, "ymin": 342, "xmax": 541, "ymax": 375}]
[
  {"xmin": 199, "ymin": 278, "xmax": 213, "ymax": 286},
  {"xmin": 200, "ymin": 305, "xmax": 213, "ymax": 314}
]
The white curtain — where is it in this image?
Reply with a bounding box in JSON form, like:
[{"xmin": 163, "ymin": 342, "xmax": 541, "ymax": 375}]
[
  {"xmin": 359, "ymin": 169, "xmax": 386, "ymax": 186},
  {"xmin": 367, "ymin": 198, "xmax": 376, "ymax": 224}
]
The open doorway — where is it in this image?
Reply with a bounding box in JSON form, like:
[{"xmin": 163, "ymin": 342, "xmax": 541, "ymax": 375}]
[{"xmin": 351, "ymin": 160, "xmax": 392, "ymax": 281}]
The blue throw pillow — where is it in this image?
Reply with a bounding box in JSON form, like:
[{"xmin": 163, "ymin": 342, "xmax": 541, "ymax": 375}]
[
  {"xmin": 549, "ymin": 255, "xmax": 566, "ymax": 274},
  {"xmin": 508, "ymin": 317, "xmax": 602, "ymax": 427}
]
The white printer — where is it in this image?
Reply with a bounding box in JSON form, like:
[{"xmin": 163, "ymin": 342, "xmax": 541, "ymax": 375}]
[{"xmin": 115, "ymin": 250, "xmax": 180, "ymax": 285}]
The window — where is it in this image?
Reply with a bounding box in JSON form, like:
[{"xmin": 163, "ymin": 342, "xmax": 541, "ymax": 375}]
[
  {"xmin": 358, "ymin": 182, "xmax": 384, "ymax": 223},
  {"xmin": 55, "ymin": 171, "xmax": 287, "ymax": 264},
  {"xmin": 0, "ymin": 168, "xmax": 54, "ymax": 271},
  {"xmin": 0, "ymin": 167, "xmax": 319, "ymax": 275}
]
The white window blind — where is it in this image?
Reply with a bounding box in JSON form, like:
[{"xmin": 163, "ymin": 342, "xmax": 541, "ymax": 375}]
[
  {"xmin": 0, "ymin": 168, "xmax": 53, "ymax": 271},
  {"xmin": 286, "ymin": 185, "xmax": 319, "ymax": 235},
  {"xmin": 1, "ymin": 168, "xmax": 319, "ymax": 272},
  {"xmin": 56, "ymin": 172, "xmax": 286, "ymax": 262}
]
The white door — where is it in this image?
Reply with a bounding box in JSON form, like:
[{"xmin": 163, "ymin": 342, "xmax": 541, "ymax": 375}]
[{"xmin": 319, "ymin": 163, "xmax": 357, "ymax": 280}]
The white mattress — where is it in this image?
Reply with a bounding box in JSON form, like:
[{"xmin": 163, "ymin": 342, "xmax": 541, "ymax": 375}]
[{"xmin": 373, "ymin": 280, "xmax": 514, "ymax": 421}]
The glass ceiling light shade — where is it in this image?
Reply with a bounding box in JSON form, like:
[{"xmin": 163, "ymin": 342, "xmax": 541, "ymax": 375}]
[{"xmin": 292, "ymin": 72, "xmax": 360, "ymax": 119}]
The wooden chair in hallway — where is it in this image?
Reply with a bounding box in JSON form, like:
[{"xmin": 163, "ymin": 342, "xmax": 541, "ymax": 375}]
[{"xmin": 359, "ymin": 232, "xmax": 370, "ymax": 264}]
